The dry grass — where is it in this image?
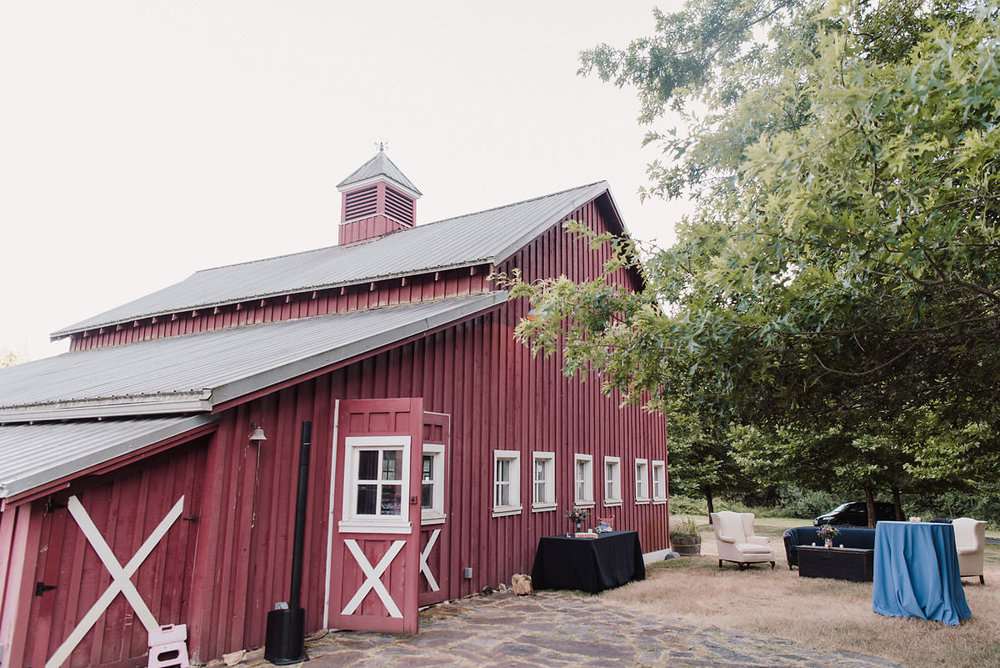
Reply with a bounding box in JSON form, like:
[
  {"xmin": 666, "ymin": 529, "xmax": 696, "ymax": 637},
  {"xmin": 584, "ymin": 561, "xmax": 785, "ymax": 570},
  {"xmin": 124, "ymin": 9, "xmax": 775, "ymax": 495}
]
[{"xmin": 603, "ymin": 517, "xmax": 1000, "ymax": 668}]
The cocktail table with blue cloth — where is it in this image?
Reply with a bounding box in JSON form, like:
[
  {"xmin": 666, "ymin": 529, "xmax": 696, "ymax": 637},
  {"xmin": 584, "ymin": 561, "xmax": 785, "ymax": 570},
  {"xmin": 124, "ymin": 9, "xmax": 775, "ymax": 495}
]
[
  {"xmin": 531, "ymin": 530, "xmax": 645, "ymax": 593},
  {"xmin": 873, "ymin": 521, "xmax": 971, "ymax": 625}
]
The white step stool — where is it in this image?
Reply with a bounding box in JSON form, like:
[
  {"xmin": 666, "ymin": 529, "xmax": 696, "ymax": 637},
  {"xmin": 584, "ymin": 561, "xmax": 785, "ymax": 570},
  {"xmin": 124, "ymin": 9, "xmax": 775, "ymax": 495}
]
[{"xmin": 148, "ymin": 624, "xmax": 190, "ymax": 668}]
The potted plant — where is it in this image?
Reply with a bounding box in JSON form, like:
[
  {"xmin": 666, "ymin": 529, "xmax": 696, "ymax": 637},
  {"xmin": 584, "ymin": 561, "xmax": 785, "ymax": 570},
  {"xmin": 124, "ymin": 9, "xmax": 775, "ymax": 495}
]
[
  {"xmin": 566, "ymin": 507, "xmax": 588, "ymax": 533},
  {"xmin": 670, "ymin": 517, "xmax": 702, "ymax": 556},
  {"xmin": 817, "ymin": 524, "xmax": 840, "ymax": 548}
]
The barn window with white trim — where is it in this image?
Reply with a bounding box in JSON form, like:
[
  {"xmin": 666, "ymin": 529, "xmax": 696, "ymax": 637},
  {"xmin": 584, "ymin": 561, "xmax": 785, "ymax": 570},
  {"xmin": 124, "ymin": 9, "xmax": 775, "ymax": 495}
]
[
  {"xmin": 356, "ymin": 448, "xmax": 404, "ymax": 516},
  {"xmin": 492, "ymin": 449, "xmax": 522, "ymax": 516}
]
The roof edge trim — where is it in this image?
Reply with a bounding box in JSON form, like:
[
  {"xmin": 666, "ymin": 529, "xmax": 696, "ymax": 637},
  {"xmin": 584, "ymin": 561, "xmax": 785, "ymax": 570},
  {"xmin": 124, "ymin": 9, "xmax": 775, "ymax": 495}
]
[
  {"xmin": 0, "ymin": 414, "xmax": 218, "ymax": 499},
  {"xmin": 336, "ymin": 174, "xmax": 422, "ymax": 199},
  {"xmin": 211, "ymin": 291, "xmax": 508, "ymax": 406},
  {"xmin": 50, "ymin": 261, "xmax": 496, "ymax": 340},
  {"xmin": 0, "ymin": 391, "xmax": 213, "ymax": 424}
]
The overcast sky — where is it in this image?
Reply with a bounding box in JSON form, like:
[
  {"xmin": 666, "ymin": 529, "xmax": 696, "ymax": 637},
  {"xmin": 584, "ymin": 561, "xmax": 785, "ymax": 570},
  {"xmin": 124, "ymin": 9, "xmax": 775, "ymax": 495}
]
[{"xmin": 0, "ymin": 1, "xmax": 691, "ymax": 362}]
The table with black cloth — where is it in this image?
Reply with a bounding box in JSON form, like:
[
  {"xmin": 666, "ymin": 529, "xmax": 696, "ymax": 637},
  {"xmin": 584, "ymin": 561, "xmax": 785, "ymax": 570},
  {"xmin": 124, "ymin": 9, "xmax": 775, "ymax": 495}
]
[
  {"xmin": 531, "ymin": 530, "xmax": 645, "ymax": 593},
  {"xmin": 873, "ymin": 521, "xmax": 971, "ymax": 626}
]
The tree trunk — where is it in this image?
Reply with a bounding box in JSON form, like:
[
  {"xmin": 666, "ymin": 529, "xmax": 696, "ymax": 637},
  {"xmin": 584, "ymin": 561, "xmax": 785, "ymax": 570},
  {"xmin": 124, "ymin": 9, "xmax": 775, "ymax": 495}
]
[
  {"xmin": 864, "ymin": 485, "xmax": 877, "ymax": 529},
  {"xmin": 891, "ymin": 486, "xmax": 903, "ymax": 521},
  {"xmin": 706, "ymin": 487, "xmax": 715, "ymax": 524}
]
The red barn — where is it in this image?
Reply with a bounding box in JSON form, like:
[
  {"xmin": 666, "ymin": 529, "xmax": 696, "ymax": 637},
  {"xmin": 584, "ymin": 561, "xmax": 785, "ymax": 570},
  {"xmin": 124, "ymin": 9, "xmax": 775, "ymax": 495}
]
[{"xmin": 0, "ymin": 151, "xmax": 668, "ymax": 667}]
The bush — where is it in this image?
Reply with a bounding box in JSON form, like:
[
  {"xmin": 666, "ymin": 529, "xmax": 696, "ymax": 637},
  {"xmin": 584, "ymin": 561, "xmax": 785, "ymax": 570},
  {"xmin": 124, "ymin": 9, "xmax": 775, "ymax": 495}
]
[{"xmin": 669, "ymin": 516, "xmax": 699, "ymax": 538}]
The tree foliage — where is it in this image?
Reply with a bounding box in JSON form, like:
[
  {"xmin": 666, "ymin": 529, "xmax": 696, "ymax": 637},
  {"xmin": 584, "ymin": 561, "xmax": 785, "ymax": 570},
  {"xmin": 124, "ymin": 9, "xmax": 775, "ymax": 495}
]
[{"xmin": 500, "ymin": 0, "xmax": 1000, "ymax": 499}]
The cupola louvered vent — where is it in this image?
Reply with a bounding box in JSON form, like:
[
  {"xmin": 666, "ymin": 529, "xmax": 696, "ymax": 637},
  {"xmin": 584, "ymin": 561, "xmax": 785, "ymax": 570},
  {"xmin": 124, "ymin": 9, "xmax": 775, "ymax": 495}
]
[
  {"xmin": 344, "ymin": 185, "xmax": 378, "ymax": 221},
  {"xmin": 384, "ymin": 187, "xmax": 415, "ymax": 226}
]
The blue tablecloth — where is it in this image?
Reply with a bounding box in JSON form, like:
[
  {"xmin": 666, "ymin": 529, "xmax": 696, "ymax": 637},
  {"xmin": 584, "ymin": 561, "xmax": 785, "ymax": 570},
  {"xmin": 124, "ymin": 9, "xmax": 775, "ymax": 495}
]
[{"xmin": 873, "ymin": 521, "xmax": 971, "ymax": 625}]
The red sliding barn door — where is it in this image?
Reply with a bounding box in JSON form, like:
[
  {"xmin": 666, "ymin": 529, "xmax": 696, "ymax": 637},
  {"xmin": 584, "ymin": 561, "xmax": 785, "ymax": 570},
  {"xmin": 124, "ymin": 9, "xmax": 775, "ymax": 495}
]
[
  {"xmin": 327, "ymin": 399, "xmax": 424, "ymax": 634},
  {"xmin": 418, "ymin": 412, "xmax": 450, "ymax": 607}
]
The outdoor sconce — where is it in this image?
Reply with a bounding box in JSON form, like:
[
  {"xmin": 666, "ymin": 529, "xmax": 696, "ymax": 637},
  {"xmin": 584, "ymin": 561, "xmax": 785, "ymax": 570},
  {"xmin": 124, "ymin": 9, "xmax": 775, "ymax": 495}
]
[{"xmin": 249, "ymin": 422, "xmax": 267, "ymax": 444}]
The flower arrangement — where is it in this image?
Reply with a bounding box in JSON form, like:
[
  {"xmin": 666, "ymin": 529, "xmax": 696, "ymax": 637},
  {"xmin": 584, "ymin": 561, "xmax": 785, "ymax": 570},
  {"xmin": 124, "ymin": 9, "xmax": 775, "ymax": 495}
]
[
  {"xmin": 566, "ymin": 508, "xmax": 588, "ymax": 530},
  {"xmin": 817, "ymin": 524, "xmax": 840, "ymax": 542}
]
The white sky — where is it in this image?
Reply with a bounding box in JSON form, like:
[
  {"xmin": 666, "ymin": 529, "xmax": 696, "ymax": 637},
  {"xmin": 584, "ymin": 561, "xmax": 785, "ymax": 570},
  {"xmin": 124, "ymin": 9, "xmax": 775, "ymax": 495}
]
[{"xmin": 0, "ymin": 1, "xmax": 691, "ymax": 362}]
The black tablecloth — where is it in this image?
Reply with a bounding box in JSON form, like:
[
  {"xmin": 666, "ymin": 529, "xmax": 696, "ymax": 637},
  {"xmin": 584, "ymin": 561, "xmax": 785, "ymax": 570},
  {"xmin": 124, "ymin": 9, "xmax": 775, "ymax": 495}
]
[{"xmin": 531, "ymin": 530, "xmax": 645, "ymax": 593}]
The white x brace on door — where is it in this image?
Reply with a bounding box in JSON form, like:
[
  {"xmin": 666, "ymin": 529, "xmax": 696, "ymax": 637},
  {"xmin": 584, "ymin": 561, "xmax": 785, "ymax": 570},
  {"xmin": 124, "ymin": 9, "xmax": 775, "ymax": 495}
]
[{"xmin": 46, "ymin": 495, "xmax": 184, "ymax": 668}]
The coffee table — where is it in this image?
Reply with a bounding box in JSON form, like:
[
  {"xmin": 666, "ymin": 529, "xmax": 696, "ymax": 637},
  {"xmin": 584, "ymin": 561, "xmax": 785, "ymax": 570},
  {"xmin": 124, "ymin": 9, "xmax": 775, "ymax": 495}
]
[{"xmin": 797, "ymin": 545, "xmax": 873, "ymax": 582}]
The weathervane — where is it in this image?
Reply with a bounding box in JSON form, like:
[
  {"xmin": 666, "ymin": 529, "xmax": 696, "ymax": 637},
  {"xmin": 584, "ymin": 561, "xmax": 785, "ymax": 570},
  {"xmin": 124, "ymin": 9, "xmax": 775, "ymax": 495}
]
[{"xmin": 375, "ymin": 141, "xmax": 389, "ymax": 152}]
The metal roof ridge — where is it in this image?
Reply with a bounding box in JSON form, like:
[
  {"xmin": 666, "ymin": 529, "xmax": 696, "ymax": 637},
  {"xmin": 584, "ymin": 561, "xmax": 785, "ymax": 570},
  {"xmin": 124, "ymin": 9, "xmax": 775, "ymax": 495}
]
[{"xmin": 414, "ymin": 180, "xmax": 608, "ymax": 230}]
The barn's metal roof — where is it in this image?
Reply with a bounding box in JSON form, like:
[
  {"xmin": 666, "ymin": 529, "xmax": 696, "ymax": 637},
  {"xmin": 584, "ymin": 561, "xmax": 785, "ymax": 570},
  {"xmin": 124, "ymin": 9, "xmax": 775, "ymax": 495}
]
[
  {"xmin": 0, "ymin": 415, "xmax": 216, "ymax": 499},
  {"xmin": 6, "ymin": 293, "xmax": 505, "ymax": 422},
  {"xmin": 336, "ymin": 151, "xmax": 422, "ymax": 196},
  {"xmin": 53, "ymin": 181, "xmax": 610, "ymax": 338}
]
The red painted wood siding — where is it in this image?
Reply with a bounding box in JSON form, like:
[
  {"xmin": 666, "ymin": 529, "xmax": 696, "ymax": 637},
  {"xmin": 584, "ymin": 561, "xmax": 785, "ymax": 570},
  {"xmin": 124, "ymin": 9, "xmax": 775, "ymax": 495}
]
[
  {"xmin": 17, "ymin": 437, "xmax": 210, "ymax": 668},
  {"xmin": 68, "ymin": 266, "xmax": 490, "ymax": 351},
  {"xmin": 20, "ymin": 196, "xmax": 669, "ymax": 666},
  {"xmin": 181, "ymin": 198, "xmax": 667, "ymax": 661}
]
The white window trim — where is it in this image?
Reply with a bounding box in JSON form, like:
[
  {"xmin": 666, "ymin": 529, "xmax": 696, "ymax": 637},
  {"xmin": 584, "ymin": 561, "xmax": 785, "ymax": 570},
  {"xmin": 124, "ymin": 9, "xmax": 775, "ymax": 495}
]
[
  {"xmin": 574, "ymin": 454, "xmax": 595, "ymax": 508},
  {"xmin": 421, "ymin": 443, "xmax": 447, "ymax": 524},
  {"xmin": 603, "ymin": 456, "xmax": 622, "ymax": 507},
  {"xmin": 635, "ymin": 458, "xmax": 650, "ymax": 504},
  {"xmin": 340, "ymin": 435, "xmax": 412, "ymax": 534},
  {"xmin": 492, "ymin": 449, "xmax": 522, "ymax": 517},
  {"xmin": 531, "ymin": 451, "xmax": 557, "ymax": 512},
  {"xmin": 652, "ymin": 460, "xmax": 667, "ymax": 503}
]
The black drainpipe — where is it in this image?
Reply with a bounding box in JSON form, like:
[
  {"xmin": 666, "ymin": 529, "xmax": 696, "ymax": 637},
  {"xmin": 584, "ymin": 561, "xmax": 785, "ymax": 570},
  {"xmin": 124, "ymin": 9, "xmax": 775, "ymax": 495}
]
[{"xmin": 265, "ymin": 420, "xmax": 312, "ymax": 665}]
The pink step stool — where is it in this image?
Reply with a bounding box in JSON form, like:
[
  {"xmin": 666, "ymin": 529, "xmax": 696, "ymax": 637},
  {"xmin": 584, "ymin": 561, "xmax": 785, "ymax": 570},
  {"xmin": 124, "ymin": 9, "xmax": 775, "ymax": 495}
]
[{"xmin": 148, "ymin": 624, "xmax": 190, "ymax": 668}]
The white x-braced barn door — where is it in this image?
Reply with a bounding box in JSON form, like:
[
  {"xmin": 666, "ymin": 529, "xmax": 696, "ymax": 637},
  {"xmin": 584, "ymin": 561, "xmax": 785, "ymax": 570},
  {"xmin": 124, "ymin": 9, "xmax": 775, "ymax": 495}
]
[{"xmin": 326, "ymin": 398, "xmax": 424, "ymax": 634}]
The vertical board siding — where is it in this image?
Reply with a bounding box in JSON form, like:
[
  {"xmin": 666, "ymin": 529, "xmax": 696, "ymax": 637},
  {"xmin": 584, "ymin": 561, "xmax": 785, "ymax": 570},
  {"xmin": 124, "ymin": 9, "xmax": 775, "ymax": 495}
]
[
  {"xmin": 16, "ymin": 437, "xmax": 209, "ymax": 668},
  {"xmin": 19, "ymin": 197, "xmax": 668, "ymax": 666},
  {"xmin": 181, "ymin": 199, "xmax": 667, "ymax": 661}
]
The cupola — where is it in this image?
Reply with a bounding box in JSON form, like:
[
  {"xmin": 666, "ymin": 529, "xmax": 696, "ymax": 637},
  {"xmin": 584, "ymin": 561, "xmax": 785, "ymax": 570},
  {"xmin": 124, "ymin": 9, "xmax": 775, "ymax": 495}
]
[{"xmin": 336, "ymin": 148, "xmax": 422, "ymax": 245}]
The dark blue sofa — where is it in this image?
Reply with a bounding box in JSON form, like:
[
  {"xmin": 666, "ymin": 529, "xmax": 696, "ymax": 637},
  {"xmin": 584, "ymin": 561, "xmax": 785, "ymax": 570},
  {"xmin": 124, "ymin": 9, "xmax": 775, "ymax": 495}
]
[{"xmin": 782, "ymin": 526, "xmax": 876, "ymax": 569}]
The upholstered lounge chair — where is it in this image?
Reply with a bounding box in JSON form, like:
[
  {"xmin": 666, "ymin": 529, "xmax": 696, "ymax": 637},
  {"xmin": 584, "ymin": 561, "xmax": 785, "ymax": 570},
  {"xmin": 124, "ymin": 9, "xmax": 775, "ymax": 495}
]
[
  {"xmin": 952, "ymin": 517, "xmax": 986, "ymax": 584},
  {"xmin": 711, "ymin": 511, "xmax": 775, "ymax": 570}
]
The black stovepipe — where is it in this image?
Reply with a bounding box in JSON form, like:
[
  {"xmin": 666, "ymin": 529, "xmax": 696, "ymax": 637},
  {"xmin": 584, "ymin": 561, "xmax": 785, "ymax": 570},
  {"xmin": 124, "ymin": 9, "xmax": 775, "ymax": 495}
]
[{"xmin": 288, "ymin": 420, "xmax": 312, "ymax": 610}]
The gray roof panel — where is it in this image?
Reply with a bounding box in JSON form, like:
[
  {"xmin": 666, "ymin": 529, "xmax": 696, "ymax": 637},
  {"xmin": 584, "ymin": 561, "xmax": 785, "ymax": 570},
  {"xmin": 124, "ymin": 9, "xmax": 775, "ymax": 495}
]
[
  {"xmin": 336, "ymin": 151, "xmax": 422, "ymax": 195},
  {"xmin": 6, "ymin": 293, "xmax": 506, "ymax": 421},
  {"xmin": 0, "ymin": 415, "xmax": 216, "ymax": 499},
  {"xmin": 53, "ymin": 182, "xmax": 608, "ymax": 337}
]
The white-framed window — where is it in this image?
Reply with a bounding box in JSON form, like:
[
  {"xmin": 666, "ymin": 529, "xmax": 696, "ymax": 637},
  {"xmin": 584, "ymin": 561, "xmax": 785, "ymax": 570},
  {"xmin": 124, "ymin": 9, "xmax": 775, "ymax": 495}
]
[
  {"xmin": 603, "ymin": 456, "xmax": 622, "ymax": 506},
  {"xmin": 493, "ymin": 450, "xmax": 522, "ymax": 517},
  {"xmin": 421, "ymin": 443, "xmax": 447, "ymax": 524},
  {"xmin": 574, "ymin": 454, "xmax": 594, "ymax": 507},
  {"xmin": 340, "ymin": 436, "xmax": 412, "ymax": 534},
  {"xmin": 635, "ymin": 458, "xmax": 650, "ymax": 503},
  {"xmin": 652, "ymin": 460, "xmax": 666, "ymax": 503},
  {"xmin": 532, "ymin": 451, "xmax": 556, "ymax": 511}
]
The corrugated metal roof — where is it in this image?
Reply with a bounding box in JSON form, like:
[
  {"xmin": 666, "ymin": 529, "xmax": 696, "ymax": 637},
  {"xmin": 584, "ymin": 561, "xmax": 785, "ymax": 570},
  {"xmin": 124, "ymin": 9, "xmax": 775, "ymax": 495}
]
[
  {"xmin": 336, "ymin": 151, "xmax": 422, "ymax": 195},
  {"xmin": 0, "ymin": 415, "xmax": 215, "ymax": 499},
  {"xmin": 53, "ymin": 181, "xmax": 609, "ymax": 337},
  {"xmin": 6, "ymin": 293, "xmax": 506, "ymax": 422}
]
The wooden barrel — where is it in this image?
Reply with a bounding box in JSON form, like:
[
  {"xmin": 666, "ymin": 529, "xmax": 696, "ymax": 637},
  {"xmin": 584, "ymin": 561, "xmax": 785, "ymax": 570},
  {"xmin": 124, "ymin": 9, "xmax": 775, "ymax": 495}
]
[{"xmin": 671, "ymin": 536, "xmax": 702, "ymax": 556}]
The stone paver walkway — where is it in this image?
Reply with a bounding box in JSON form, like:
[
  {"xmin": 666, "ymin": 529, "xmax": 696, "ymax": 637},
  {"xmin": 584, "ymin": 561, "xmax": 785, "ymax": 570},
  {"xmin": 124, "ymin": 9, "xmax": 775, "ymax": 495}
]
[{"xmin": 236, "ymin": 591, "xmax": 899, "ymax": 667}]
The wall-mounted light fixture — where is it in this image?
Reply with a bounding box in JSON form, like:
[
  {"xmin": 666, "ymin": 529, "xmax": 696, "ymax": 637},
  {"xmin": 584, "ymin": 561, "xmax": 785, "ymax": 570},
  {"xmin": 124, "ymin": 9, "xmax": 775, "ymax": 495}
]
[{"xmin": 249, "ymin": 422, "xmax": 267, "ymax": 444}]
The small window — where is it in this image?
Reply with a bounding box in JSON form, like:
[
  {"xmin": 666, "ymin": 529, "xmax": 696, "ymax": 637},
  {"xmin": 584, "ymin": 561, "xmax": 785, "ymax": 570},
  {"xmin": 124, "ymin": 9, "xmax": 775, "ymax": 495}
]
[
  {"xmin": 493, "ymin": 450, "xmax": 522, "ymax": 517},
  {"xmin": 635, "ymin": 458, "xmax": 649, "ymax": 503},
  {"xmin": 421, "ymin": 443, "xmax": 446, "ymax": 523},
  {"xmin": 532, "ymin": 452, "xmax": 556, "ymax": 511},
  {"xmin": 652, "ymin": 460, "xmax": 666, "ymax": 503},
  {"xmin": 340, "ymin": 435, "xmax": 412, "ymax": 534},
  {"xmin": 574, "ymin": 454, "xmax": 594, "ymax": 507},
  {"xmin": 604, "ymin": 456, "xmax": 622, "ymax": 506}
]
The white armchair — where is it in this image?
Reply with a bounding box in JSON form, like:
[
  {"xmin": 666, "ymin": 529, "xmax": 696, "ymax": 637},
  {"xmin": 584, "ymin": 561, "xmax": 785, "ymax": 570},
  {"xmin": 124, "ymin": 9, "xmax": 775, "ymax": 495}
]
[
  {"xmin": 952, "ymin": 517, "xmax": 986, "ymax": 584},
  {"xmin": 711, "ymin": 511, "xmax": 775, "ymax": 570}
]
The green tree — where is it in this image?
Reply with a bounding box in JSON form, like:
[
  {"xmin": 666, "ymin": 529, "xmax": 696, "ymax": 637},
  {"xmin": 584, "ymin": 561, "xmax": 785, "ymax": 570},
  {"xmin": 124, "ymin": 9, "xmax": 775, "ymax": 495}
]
[{"xmin": 500, "ymin": 0, "xmax": 1000, "ymax": 512}]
